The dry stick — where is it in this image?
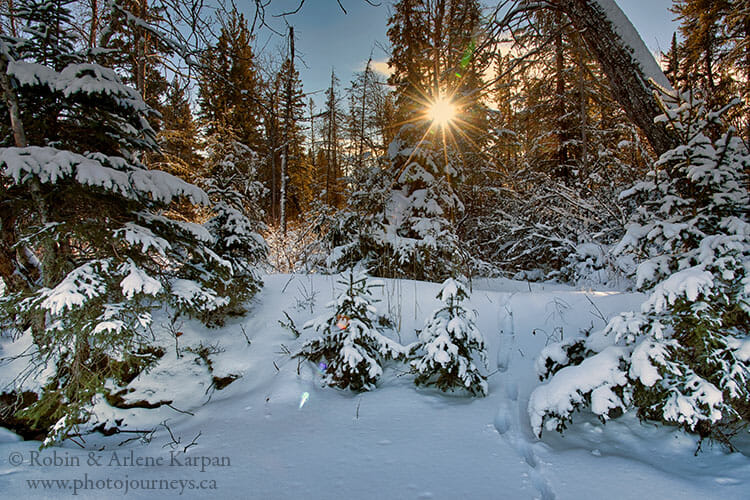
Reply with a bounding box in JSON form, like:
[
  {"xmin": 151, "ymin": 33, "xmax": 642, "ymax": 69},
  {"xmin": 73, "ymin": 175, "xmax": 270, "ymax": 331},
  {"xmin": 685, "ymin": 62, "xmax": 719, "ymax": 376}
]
[
  {"xmin": 239, "ymin": 325, "xmax": 252, "ymax": 345},
  {"xmin": 183, "ymin": 431, "xmax": 202, "ymax": 453},
  {"xmin": 166, "ymin": 404, "xmax": 195, "ymax": 416},
  {"xmin": 584, "ymin": 294, "xmax": 607, "ymax": 326}
]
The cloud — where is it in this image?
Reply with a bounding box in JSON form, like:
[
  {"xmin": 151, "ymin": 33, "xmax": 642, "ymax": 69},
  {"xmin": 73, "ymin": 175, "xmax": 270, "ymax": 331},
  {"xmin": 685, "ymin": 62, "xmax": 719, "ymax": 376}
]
[{"xmin": 369, "ymin": 60, "xmax": 394, "ymax": 77}]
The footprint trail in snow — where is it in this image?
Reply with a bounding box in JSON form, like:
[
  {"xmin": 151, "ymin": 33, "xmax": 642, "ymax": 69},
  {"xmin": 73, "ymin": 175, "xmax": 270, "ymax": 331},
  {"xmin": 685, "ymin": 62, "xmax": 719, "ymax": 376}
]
[{"xmin": 493, "ymin": 301, "xmax": 556, "ymax": 500}]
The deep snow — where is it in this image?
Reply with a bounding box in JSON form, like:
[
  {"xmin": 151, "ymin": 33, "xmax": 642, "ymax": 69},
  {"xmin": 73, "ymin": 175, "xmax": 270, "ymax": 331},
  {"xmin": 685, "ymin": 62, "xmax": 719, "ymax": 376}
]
[{"xmin": 1, "ymin": 273, "xmax": 749, "ymax": 499}]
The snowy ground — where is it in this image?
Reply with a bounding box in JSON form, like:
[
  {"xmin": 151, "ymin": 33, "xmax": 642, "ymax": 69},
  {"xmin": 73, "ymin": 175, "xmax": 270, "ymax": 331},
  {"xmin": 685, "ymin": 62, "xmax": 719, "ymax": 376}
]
[{"xmin": 1, "ymin": 273, "xmax": 749, "ymax": 499}]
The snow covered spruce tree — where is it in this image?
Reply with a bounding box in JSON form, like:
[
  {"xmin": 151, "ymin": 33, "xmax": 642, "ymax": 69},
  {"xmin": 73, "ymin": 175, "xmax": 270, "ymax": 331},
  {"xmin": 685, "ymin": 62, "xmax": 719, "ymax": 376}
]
[
  {"xmin": 201, "ymin": 134, "xmax": 268, "ymax": 323},
  {"xmin": 409, "ymin": 277, "xmax": 488, "ymax": 396},
  {"xmin": 529, "ymin": 90, "xmax": 750, "ymax": 447},
  {"xmin": 0, "ymin": 0, "xmax": 261, "ymax": 444},
  {"xmin": 377, "ymin": 135, "xmax": 467, "ymax": 281},
  {"xmin": 323, "ymin": 133, "xmax": 466, "ymax": 281},
  {"xmin": 295, "ymin": 270, "xmax": 403, "ymax": 392}
]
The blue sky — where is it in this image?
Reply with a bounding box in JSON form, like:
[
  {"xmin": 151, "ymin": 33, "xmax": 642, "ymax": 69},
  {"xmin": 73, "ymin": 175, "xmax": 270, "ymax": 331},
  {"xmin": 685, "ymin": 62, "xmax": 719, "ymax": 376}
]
[{"xmin": 247, "ymin": 0, "xmax": 679, "ymax": 108}]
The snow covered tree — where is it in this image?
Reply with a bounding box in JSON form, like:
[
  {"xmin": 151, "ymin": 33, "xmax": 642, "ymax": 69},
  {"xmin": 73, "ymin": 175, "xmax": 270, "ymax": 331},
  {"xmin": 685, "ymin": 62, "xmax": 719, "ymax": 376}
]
[
  {"xmin": 0, "ymin": 0, "xmax": 261, "ymax": 444},
  {"xmin": 295, "ymin": 270, "xmax": 403, "ymax": 392},
  {"xmin": 374, "ymin": 0, "xmax": 484, "ymax": 281},
  {"xmin": 409, "ymin": 277, "xmax": 488, "ymax": 396},
  {"xmin": 529, "ymin": 89, "xmax": 750, "ymax": 448},
  {"xmin": 380, "ymin": 136, "xmax": 467, "ymax": 281},
  {"xmin": 201, "ymin": 136, "xmax": 268, "ymax": 323},
  {"xmin": 323, "ymin": 161, "xmax": 391, "ymax": 274}
]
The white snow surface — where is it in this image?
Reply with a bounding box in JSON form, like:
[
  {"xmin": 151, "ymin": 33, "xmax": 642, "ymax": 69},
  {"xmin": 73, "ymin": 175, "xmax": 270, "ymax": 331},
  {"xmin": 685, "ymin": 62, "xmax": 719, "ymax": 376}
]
[{"xmin": 1, "ymin": 274, "xmax": 749, "ymax": 499}]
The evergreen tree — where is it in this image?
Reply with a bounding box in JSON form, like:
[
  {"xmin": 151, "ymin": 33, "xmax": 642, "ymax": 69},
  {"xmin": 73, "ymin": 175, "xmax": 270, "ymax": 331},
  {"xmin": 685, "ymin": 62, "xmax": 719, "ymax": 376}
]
[
  {"xmin": 321, "ymin": 69, "xmax": 343, "ymax": 207},
  {"xmin": 360, "ymin": 0, "xmax": 485, "ymax": 281},
  {"xmin": 201, "ymin": 137, "xmax": 268, "ymax": 322},
  {"xmin": 274, "ymin": 55, "xmax": 310, "ymax": 222},
  {"xmin": 409, "ymin": 277, "xmax": 488, "ymax": 396},
  {"xmin": 154, "ymin": 77, "xmax": 200, "ymax": 182},
  {"xmin": 295, "ymin": 270, "xmax": 403, "ymax": 392},
  {"xmin": 529, "ymin": 90, "xmax": 750, "ymax": 448},
  {"xmin": 97, "ymin": 0, "xmax": 169, "ymax": 111},
  {"xmin": 381, "ymin": 135, "xmax": 466, "ymax": 280},
  {"xmin": 0, "ymin": 0, "xmax": 259, "ymax": 444},
  {"xmin": 197, "ymin": 9, "xmax": 263, "ymax": 153},
  {"xmin": 671, "ymin": 0, "xmax": 749, "ymax": 142}
]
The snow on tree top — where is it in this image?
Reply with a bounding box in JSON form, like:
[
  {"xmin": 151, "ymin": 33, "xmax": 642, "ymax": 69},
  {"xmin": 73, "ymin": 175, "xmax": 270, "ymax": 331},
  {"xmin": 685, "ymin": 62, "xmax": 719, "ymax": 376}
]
[
  {"xmin": 438, "ymin": 278, "xmax": 467, "ymax": 303},
  {"xmin": 7, "ymin": 61, "xmax": 152, "ymax": 114}
]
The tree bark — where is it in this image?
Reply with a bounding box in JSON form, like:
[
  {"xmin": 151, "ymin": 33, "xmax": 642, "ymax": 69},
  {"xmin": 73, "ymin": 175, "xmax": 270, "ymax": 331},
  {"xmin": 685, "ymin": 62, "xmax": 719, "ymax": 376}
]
[
  {"xmin": 551, "ymin": 0, "xmax": 678, "ymax": 157},
  {"xmin": 281, "ymin": 26, "xmax": 294, "ymax": 235}
]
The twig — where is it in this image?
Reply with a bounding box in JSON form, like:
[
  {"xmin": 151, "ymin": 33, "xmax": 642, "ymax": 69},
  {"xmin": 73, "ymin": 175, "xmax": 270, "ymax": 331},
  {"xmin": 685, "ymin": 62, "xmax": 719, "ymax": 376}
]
[
  {"xmin": 183, "ymin": 431, "xmax": 202, "ymax": 453},
  {"xmin": 585, "ymin": 294, "xmax": 608, "ymax": 326},
  {"xmin": 167, "ymin": 404, "xmax": 195, "ymax": 416},
  {"xmin": 239, "ymin": 325, "xmax": 252, "ymax": 345}
]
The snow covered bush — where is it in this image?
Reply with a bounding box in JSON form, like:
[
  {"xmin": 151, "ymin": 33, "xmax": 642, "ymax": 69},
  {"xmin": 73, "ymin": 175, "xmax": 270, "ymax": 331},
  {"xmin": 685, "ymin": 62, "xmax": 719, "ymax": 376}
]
[
  {"xmin": 295, "ymin": 270, "xmax": 403, "ymax": 392},
  {"xmin": 559, "ymin": 242, "xmax": 629, "ymax": 288},
  {"xmin": 409, "ymin": 277, "xmax": 488, "ymax": 396},
  {"xmin": 529, "ymin": 90, "xmax": 750, "ymax": 448},
  {"xmin": 0, "ymin": 0, "xmax": 263, "ymax": 444}
]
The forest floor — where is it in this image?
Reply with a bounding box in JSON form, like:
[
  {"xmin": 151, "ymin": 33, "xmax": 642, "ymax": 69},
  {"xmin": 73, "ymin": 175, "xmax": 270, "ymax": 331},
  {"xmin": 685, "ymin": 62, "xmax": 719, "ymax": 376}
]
[{"xmin": 1, "ymin": 273, "xmax": 749, "ymax": 499}]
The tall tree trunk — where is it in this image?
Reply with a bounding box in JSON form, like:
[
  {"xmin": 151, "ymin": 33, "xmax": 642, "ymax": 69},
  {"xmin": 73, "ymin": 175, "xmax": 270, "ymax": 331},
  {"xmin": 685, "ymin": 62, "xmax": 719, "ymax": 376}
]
[
  {"xmin": 552, "ymin": 0, "xmax": 678, "ymax": 156},
  {"xmin": 89, "ymin": 0, "xmax": 99, "ymax": 49},
  {"xmin": 578, "ymin": 35, "xmax": 588, "ymax": 174},
  {"xmin": 358, "ymin": 58, "xmax": 371, "ymax": 171},
  {"xmin": 281, "ymin": 26, "xmax": 294, "ymax": 235},
  {"xmin": 554, "ymin": 11, "xmax": 570, "ymax": 180}
]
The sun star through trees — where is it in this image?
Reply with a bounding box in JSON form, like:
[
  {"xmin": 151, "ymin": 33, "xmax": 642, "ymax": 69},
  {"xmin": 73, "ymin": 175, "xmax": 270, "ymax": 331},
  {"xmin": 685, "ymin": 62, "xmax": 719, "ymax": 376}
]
[{"xmin": 427, "ymin": 96, "xmax": 457, "ymax": 128}]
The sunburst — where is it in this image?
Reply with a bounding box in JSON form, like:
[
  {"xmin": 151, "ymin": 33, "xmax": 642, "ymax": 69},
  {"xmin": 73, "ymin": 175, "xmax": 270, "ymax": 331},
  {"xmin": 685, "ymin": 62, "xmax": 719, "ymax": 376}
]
[{"xmin": 427, "ymin": 97, "xmax": 458, "ymax": 128}]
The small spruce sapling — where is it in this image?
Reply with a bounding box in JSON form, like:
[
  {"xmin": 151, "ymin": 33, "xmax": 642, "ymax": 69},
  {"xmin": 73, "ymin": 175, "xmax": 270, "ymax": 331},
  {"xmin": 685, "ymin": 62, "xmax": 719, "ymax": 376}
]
[
  {"xmin": 409, "ymin": 278, "xmax": 488, "ymax": 396},
  {"xmin": 295, "ymin": 270, "xmax": 403, "ymax": 391}
]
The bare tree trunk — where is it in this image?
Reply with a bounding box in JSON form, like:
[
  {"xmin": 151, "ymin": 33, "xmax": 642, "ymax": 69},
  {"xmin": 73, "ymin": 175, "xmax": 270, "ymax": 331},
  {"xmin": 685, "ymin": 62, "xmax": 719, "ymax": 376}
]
[
  {"xmin": 269, "ymin": 86, "xmax": 278, "ymax": 223},
  {"xmin": 135, "ymin": 0, "xmax": 148, "ymax": 96},
  {"xmin": 89, "ymin": 0, "xmax": 99, "ymax": 49},
  {"xmin": 330, "ymin": 71, "xmax": 338, "ymax": 207},
  {"xmin": 309, "ymin": 98, "xmax": 316, "ymax": 177},
  {"xmin": 326, "ymin": 77, "xmax": 333, "ymax": 206},
  {"xmin": 552, "ymin": 0, "xmax": 678, "ymax": 156},
  {"xmin": 554, "ymin": 11, "xmax": 569, "ymax": 179},
  {"xmin": 578, "ymin": 34, "xmax": 588, "ymax": 173},
  {"xmin": 281, "ymin": 26, "xmax": 294, "ymax": 235},
  {"xmin": 358, "ymin": 58, "xmax": 371, "ymax": 171}
]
